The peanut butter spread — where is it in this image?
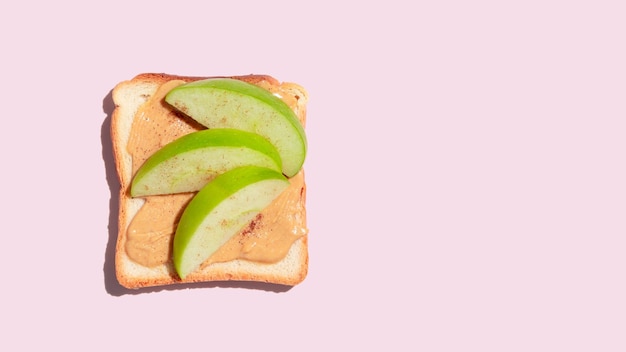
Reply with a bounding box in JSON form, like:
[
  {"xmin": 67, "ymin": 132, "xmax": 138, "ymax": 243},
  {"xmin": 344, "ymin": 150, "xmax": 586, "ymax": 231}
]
[{"xmin": 125, "ymin": 77, "xmax": 307, "ymax": 268}]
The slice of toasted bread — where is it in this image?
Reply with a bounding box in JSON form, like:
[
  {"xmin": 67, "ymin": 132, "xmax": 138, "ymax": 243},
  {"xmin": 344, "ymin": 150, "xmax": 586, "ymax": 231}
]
[{"xmin": 111, "ymin": 73, "xmax": 308, "ymax": 289}]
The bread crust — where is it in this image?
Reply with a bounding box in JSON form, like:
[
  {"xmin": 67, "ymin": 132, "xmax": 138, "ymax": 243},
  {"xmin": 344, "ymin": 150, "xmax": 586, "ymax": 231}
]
[{"xmin": 111, "ymin": 73, "xmax": 308, "ymax": 289}]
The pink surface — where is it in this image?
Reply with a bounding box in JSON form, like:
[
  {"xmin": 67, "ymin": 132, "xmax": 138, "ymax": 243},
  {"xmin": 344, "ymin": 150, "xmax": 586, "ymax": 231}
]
[{"xmin": 2, "ymin": 1, "xmax": 625, "ymax": 350}]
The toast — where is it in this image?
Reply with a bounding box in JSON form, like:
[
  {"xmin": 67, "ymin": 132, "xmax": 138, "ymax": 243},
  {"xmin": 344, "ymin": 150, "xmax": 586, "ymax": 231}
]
[{"xmin": 111, "ymin": 73, "xmax": 309, "ymax": 289}]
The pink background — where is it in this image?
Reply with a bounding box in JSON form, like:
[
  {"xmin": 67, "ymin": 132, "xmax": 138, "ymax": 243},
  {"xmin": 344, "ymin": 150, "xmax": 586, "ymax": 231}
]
[{"xmin": 2, "ymin": 0, "xmax": 625, "ymax": 350}]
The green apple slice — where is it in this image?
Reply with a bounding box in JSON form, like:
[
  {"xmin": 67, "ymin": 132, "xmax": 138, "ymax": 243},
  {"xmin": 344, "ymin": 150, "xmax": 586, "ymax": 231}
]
[
  {"xmin": 164, "ymin": 78, "xmax": 307, "ymax": 177},
  {"xmin": 173, "ymin": 166, "xmax": 289, "ymax": 279},
  {"xmin": 131, "ymin": 128, "xmax": 282, "ymax": 197}
]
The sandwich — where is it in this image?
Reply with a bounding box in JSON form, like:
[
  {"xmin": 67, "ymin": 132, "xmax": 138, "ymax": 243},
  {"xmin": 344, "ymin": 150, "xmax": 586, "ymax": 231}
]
[{"xmin": 110, "ymin": 73, "xmax": 309, "ymax": 289}]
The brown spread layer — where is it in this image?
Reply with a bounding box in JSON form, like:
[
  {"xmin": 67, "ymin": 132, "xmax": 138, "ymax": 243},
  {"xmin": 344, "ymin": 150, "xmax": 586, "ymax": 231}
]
[{"xmin": 124, "ymin": 77, "xmax": 307, "ymax": 268}]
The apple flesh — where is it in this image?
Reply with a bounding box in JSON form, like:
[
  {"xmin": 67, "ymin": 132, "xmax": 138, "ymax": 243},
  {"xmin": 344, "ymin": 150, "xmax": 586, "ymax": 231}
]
[
  {"xmin": 164, "ymin": 78, "xmax": 307, "ymax": 177},
  {"xmin": 131, "ymin": 128, "xmax": 282, "ymax": 197},
  {"xmin": 173, "ymin": 166, "xmax": 289, "ymax": 279}
]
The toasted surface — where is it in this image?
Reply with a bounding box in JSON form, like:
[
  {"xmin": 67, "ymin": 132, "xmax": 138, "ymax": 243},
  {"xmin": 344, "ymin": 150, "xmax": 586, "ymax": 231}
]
[{"xmin": 111, "ymin": 73, "xmax": 309, "ymax": 289}]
